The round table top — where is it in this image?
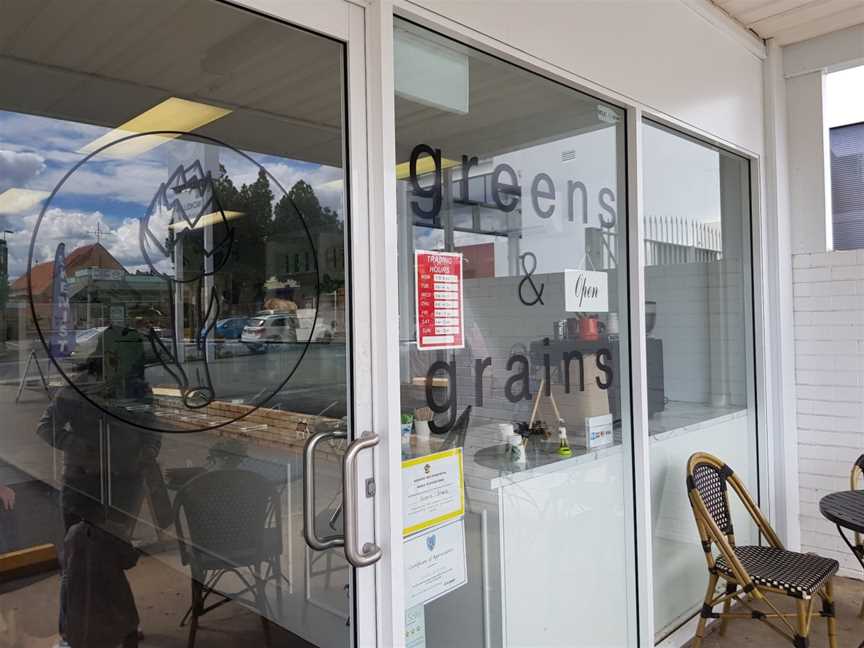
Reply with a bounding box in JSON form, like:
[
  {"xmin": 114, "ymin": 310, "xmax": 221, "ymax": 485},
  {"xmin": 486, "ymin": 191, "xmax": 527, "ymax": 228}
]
[{"xmin": 819, "ymin": 490, "xmax": 864, "ymax": 534}]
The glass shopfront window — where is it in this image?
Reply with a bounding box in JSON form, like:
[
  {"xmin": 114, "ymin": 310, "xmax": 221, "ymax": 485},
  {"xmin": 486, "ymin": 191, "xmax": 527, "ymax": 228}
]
[
  {"xmin": 642, "ymin": 121, "xmax": 758, "ymax": 639},
  {"xmin": 0, "ymin": 2, "xmax": 356, "ymax": 647},
  {"xmin": 394, "ymin": 19, "xmax": 637, "ymax": 647}
]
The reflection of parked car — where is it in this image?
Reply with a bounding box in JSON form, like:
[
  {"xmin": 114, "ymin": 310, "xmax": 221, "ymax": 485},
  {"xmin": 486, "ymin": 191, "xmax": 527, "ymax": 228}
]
[
  {"xmin": 241, "ymin": 313, "xmax": 298, "ymax": 350},
  {"xmin": 200, "ymin": 317, "xmax": 248, "ymax": 341}
]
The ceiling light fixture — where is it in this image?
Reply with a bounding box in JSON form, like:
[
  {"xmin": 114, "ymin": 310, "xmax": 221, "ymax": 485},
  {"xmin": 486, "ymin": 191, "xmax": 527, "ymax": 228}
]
[
  {"xmin": 168, "ymin": 210, "xmax": 244, "ymax": 232},
  {"xmin": 395, "ymin": 156, "xmax": 459, "ymax": 180},
  {"xmin": 79, "ymin": 97, "xmax": 232, "ymax": 159}
]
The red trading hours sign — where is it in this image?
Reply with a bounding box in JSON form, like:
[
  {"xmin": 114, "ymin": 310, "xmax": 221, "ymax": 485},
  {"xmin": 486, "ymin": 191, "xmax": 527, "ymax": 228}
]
[{"xmin": 415, "ymin": 250, "xmax": 464, "ymax": 351}]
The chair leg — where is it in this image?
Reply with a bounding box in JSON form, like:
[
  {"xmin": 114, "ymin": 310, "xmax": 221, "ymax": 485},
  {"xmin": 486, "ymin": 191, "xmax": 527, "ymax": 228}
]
[
  {"xmin": 692, "ymin": 572, "xmax": 719, "ymax": 648},
  {"xmin": 795, "ymin": 598, "xmax": 811, "ymax": 648},
  {"xmin": 823, "ymin": 579, "xmax": 838, "ymax": 648},
  {"xmin": 718, "ymin": 582, "xmax": 736, "ymax": 636},
  {"xmin": 254, "ymin": 566, "xmax": 272, "ymax": 648},
  {"xmin": 188, "ymin": 577, "xmax": 204, "ymax": 648},
  {"xmin": 272, "ymin": 557, "xmax": 284, "ymax": 615}
]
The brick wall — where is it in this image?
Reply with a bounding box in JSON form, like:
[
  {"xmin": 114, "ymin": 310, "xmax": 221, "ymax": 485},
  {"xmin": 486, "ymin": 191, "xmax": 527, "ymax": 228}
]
[{"xmin": 793, "ymin": 249, "xmax": 864, "ymax": 575}]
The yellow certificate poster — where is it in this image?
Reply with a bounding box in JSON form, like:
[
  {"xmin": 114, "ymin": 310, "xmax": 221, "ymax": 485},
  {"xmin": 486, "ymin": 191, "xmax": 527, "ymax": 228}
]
[{"xmin": 402, "ymin": 448, "xmax": 465, "ymax": 537}]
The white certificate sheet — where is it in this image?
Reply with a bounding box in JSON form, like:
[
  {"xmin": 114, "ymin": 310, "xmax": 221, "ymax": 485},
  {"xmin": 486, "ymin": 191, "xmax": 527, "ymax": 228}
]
[
  {"xmin": 402, "ymin": 448, "xmax": 465, "ymax": 537},
  {"xmin": 404, "ymin": 519, "xmax": 468, "ymax": 609}
]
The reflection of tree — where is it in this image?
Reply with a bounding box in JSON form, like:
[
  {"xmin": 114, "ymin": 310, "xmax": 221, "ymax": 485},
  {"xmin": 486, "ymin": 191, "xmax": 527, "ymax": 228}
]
[
  {"xmin": 205, "ymin": 168, "xmax": 344, "ymax": 311},
  {"xmin": 277, "ymin": 180, "xmax": 340, "ymax": 235},
  {"xmin": 275, "ymin": 180, "xmax": 345, "ymax": 294},
  {"xmin": 212, "ymin": 167, "xmax": 272, "ymax": 309}
]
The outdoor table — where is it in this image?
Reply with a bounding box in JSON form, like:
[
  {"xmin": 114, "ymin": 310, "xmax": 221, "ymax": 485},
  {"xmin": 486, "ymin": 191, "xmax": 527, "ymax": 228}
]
[{"xmin": 819, "ymin": 489, "xmax": 864, "ymax": 647}]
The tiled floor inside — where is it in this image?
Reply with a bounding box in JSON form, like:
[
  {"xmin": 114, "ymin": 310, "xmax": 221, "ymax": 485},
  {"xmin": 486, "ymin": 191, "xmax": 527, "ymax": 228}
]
[{"xmin": 694, "ymin": 576, "xmax": 864, "ymax": 648}]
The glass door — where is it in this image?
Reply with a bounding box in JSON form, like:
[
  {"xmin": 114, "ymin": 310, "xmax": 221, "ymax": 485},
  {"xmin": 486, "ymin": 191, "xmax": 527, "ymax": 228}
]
[{"xmin": 0, "ymin": 1, "xmax": 377, "ymax": 647}]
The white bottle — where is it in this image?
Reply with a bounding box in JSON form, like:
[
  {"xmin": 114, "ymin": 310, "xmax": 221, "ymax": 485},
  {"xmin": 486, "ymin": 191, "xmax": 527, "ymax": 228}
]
[{"xmin": 508, "ymin": 434, "xmax": 526, "ymax": 464}]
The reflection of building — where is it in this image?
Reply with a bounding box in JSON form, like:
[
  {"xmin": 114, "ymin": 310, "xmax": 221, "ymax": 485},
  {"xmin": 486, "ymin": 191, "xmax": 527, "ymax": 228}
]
[
  {"xmin": 265, "ymin": 231, "xmax": 345, "ymax": 307},
  {"xmin": 10, "ymin": 243, "xmax": 124, "ymax": 303},
  {"xmin": 9, "ymin": 242, "xmax": 168, "ymax": 331}
]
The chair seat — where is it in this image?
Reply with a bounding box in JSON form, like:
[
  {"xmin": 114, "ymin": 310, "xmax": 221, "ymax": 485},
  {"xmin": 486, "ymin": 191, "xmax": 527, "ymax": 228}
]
[{"xmin": 714, "ymin": 545, "xmax": 839, "ymax": 599}]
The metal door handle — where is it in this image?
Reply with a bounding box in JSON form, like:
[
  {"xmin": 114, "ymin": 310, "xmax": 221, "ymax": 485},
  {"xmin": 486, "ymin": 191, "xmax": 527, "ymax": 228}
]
[
  {"xmin": 303, "ymin": 428, "xmax": 347, "ymax": 550},
  {"xmin": 343, "ymin": 431, "xmax": 382, "ymax": 567}
]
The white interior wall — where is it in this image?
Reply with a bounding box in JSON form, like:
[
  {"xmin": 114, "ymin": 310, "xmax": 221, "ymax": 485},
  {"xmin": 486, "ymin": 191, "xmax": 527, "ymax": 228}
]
[
  {"xmin": 783, "ymin": 27, "xmax": 864, "ymax": 576},
  {"xmin": 647, "ymin": 262, "xmax": 748, "ymax": 407}
]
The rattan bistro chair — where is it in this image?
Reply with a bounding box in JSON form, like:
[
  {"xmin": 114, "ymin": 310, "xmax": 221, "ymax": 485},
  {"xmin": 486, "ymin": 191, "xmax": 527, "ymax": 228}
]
[
  {"xmin": 852, "ymin": 454, "xmax": 864, "ymax": 618},
  {"xmin": 174, "ymin": 469, "xmax": 280, "ymax": 648},
  {"xmin": 687, "ymin": 453, "xmax": 839, "ymax": 648}
]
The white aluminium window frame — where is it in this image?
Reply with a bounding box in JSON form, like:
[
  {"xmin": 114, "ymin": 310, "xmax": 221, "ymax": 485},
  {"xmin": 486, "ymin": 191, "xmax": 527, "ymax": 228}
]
[{"xmin": 366, "ymin": 3, "xmax": 773, "ymax": 647}]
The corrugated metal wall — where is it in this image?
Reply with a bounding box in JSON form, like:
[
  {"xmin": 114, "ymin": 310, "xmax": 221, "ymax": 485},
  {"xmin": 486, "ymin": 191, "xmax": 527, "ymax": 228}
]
[{"xmin": 831, "ymin": 122, "xmax": 864, "ymax": 250}]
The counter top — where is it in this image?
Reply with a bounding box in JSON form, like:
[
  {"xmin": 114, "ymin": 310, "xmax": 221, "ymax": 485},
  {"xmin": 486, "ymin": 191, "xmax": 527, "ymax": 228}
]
[
  {"xmin": 410, "ymin": 418, "xmax": 622, "ymax": 491},
  {"xmin": 410, "ymin": 402, "xmax": 749, "ymax": 492}
]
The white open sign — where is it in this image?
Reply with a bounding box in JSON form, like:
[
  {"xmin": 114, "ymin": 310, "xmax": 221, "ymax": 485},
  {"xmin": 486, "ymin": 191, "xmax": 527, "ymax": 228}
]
[{"xmin": 564, "ymin": 269, "xmax": 609, "ymax": 313}]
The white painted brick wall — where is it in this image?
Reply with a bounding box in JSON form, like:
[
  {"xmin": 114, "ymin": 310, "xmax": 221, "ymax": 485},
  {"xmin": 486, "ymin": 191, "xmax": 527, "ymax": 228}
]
[{"xmin": 793, "ymin": 250, "xmax": 864, "ymax": 577}]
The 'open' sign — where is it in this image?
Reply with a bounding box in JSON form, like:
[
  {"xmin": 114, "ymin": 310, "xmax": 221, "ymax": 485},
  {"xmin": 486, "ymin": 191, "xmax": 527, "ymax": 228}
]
[{"xmin": 564, "ymin": 269, "xmax": 609, "ymax": 313}]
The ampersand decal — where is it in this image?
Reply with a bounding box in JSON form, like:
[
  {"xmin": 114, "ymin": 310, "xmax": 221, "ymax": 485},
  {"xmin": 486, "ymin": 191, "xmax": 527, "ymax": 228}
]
[{"xmin": 517, "ymin": 251, "xmax": 544, "ymax": 306}]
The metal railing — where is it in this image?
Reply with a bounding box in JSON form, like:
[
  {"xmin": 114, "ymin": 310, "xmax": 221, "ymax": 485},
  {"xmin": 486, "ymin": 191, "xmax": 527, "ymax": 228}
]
[
  {"xmin": 586, "ymin": 217, "xmax": 722, "ymax": 270},
  {"xmin": 644, "ymin": 216, "xmax": 722, "ymax": 266}
]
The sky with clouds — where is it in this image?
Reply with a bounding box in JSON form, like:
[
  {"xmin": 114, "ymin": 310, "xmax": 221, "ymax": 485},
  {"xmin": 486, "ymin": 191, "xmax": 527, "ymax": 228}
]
[{"xmin": 0, "ymin": 110, "xmax": 344, "ymax": 281}]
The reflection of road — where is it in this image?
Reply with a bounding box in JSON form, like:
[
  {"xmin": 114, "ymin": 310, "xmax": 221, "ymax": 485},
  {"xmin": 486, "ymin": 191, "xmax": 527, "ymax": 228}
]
[{"xmin": 144, "ymin": 342, "xmax": 349, "ymax": 418}]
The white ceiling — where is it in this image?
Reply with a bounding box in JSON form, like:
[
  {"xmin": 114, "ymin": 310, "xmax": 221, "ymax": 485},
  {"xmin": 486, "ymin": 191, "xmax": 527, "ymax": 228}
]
[{"xmin": 711, "ymin": 0, "xmax": 864, "ymax": 45}]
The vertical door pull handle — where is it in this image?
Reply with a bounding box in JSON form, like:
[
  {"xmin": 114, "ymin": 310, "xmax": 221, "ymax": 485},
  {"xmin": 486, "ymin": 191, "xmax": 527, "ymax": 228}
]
[
  {"xmin": 343, "ymin": 431, "xmax": 381, "ymax": 567},
  {"xmin": 303, "ymin": 429, "xmax": 347, "ymax": 550}
]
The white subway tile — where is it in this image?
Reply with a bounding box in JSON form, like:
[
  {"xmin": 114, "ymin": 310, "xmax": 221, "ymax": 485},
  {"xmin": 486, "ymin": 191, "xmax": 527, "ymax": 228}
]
[
  {"xmin": 793, "ymin": 254, "xmax": 812, "ymax": 269},
  {"xmin": 794, "ymin": 267, "xmax": 831, "ymax": 283},
  {"xmin": 827, "ymin": 250, "xmax": 859, "ymax": 266},
  {"xmin": 832, "ymin": 265, "xmax": 864, "ymax": 281}
]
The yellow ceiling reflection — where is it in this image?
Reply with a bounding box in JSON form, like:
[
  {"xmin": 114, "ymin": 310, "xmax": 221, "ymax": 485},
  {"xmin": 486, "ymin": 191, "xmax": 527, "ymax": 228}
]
[{"xmin": 79, "ymin": 97, "xmax": 232, "ymax": 159}]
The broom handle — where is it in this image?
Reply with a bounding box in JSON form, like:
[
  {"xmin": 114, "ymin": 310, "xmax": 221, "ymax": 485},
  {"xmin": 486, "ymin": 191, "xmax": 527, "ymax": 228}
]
[{"xmin": 549, "ymin": 388, "xmax": 562, "ymax": 422}]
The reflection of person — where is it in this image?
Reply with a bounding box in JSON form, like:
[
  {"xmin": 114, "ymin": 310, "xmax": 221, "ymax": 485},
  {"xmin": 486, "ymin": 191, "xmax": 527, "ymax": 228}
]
[
  {"xmin": 0, "ymin": 486, "xmax": 15, "ymax": 511},
  {"xmin": 36, "ymin": 350, "xmax": 161, "ymax": 648},
  {"xmin": 0, "ymin": 485, "xmax": 16, "ymax": 557}
]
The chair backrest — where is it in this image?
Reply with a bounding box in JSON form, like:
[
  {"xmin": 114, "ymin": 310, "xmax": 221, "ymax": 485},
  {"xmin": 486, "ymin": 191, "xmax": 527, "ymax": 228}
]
[
  {"xmin": 689, "ymin": 457, "xmax": 735, "ymax": 537},
  {"xmin": 852, "ymin": 454, "xmax": 864, "ymax": 547},
  {"xmin": 852, "ymin": 454, "xmax": 864, "ymax": 491},
  {"xmin": 686, "ymin": 452, "xmax": 783, "ymax": 596},
  {"xmin": 173, "ymin": 469, "xmax": 279, "ymax": 570}
]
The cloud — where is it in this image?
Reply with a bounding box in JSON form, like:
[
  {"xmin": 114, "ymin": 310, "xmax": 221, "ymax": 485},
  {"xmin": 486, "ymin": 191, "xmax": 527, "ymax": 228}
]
[
  {"xmin": 0, "ymin": 150, "xmax": 46, "ymax": 191},
  {"xmin": 5, "ymin": 208, "xmax": 103, "ymax": 280},
  {"xmin": 227, "ymin": 158, "xmax": 345, "ymax": 215},
  {"xmin": 4, "ymin": 207, "xmax": 154, "ymax": 281},
  {"xmin": 0, "ymin": 109, "xmax": 350, "ymax": 282},
  {"xmin": 37, "ymin": 158, "xmax": 170, "ymax": 206}
]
